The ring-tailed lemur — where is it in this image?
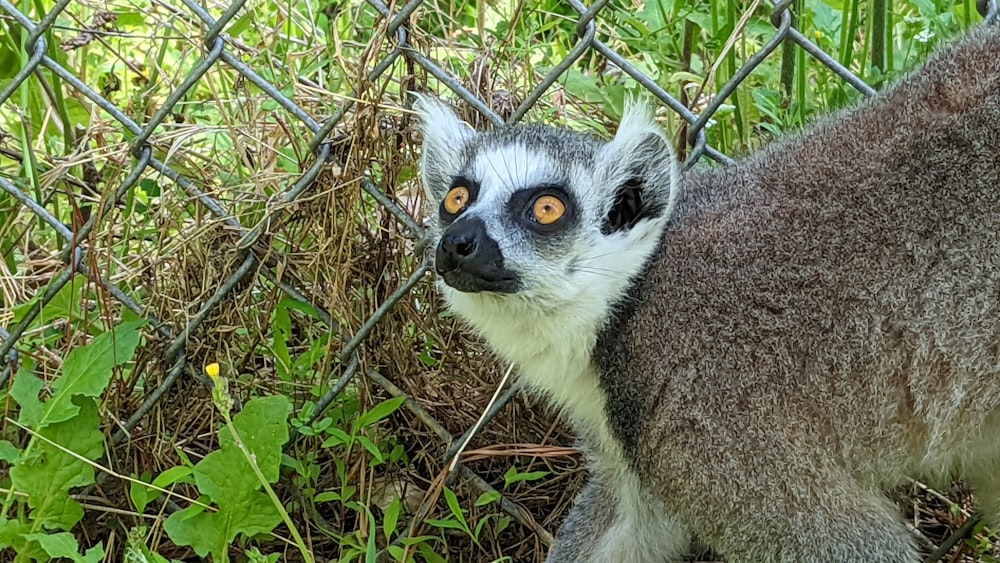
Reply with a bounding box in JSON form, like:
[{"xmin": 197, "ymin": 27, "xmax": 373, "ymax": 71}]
[{"xmin": 414, "ymin": 21, "xmax": 1000, "ymax": 563}]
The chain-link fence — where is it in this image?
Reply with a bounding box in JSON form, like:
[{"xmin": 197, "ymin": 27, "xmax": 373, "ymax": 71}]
[{"xmin": 2, "ymin": 0, "xmax": 998, "ymax": 560}]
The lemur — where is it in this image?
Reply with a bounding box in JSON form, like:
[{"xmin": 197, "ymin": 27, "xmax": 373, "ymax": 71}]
[{"xmin": 413, "ymin": 20, "xmax": 1000, "ymax": 563}]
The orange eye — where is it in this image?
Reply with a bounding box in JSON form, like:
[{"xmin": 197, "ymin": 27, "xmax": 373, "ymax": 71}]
[
  {"xmin": 532, "ymin": 195, "xmax": 566, "ymax": 225},
  {"xmin": 444, "ymin": 186, "xmax": 470, "ymax": 215}
]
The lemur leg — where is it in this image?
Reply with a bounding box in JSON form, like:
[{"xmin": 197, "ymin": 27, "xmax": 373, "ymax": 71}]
[
  {"xmin": 968, "ymin": 472, "xmax": 1000, "ymax": 529},
  {"xmin": 966, "ymin": 411, "xmax": 1000, "ymax": 526},
  {"xmin": 700, "ymin": 470, "xmax": 920, "ymax": 563},
  {"xmin": 546, "ymin": 474, "xmax": 689, "ymax": 563}
]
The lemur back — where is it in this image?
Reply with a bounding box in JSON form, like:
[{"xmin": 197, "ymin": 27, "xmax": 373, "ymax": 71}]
[{"xmin": 416, "ymin": 21, "xmax": 1000, "ymax": 563}]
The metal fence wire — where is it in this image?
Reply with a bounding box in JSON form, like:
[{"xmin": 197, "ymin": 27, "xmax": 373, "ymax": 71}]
[{"xmin": 1, "ymin": 0, "xmax": 998, "ymax": 559}]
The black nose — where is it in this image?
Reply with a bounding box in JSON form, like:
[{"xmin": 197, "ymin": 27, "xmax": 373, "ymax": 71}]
[
  {"xmin": 435, "ymin": 218, "xmax": 520, "ymax": 293},
  {"xmin": 441, "ymin": 225, "xmax": 479, "ymax": 259},
  {"xmin": 436, "ymin": 218, "xmax": 490, "ymax": 273}
]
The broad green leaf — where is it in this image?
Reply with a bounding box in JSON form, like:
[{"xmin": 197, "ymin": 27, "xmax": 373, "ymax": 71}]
[
  {"xmin": 0, "ymin": 38, "xmax": 17, "ymax": 79},
  {"xmin": 216, "ymin": 394, "xmax": 291, "ymax": 483},
  {"xmin": 10, "ymin": 397, "xmax": 103, "ymax": 530},
  {"xmin": 38, "ymin": 319, "xmax": 144, "ymax": 427},
  {"xmin": 416, "ymin": 542, "xmax": 447, "ymax": 563},
  {"xmin": 313, "ymin": 491, "xmax": 340, "ymax": 503},
  {"xmin": 24, "ymin": 531, "xmax": 79, "ymax": 559},
  {"xmin": 164, "ymin": 492, "xmax": 280, "ymax": 559},
  {"xmin": 0, "ymin": 516, "xmax": 32, "ymax": 549},
  {"xmin": 0, "ymin": 519, "xmax": 48, "ymax": 560},
  {"xmin": 12, "ymin": 277, "xmax": 85, "ymax": 327},
  {"xmin": 10, "ymin": 370, "xmax": 45, "ymax": 426},
  {"xmin": 0, "ymin": 440, "xmax": 19, "ymax": 462},
  {"xmin": 130, "ymin": 480, "xmax": 159, "ymax": 514},
  {"xmin": 163, "ymin": 395, "xmax": 291, "ymax": 558},
  {"xmin": 81, "ymin": 543, "xmax": 107, "ymax": 563},
  {"xmin": 276, "ymin": 297, "xmax": 321, "ymax": 319}
]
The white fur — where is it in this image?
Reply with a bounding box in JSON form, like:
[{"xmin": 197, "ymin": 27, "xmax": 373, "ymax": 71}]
[
  {"xmin": 591, "ymin": 471, "xmax": 689, "ymax": 561},
  {"xmin": 412, "ymin": 94, "xmax": 474, "ymax": 147},
  {"xmin": 472, "ymin": 144, "xmax": 563, "ymax": 199}
]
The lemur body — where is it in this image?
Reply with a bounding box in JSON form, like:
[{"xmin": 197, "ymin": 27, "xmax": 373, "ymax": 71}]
[{"xmin": 415, "ymin": 22, "xmax": 1000, "ymax": 563}]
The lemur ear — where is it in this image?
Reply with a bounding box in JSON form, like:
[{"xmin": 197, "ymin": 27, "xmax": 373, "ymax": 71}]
[
  {"xmin": 595, "ymin": 99, "xmax": 680, "ymax": 235},
  {"xmin": 412, "ymin": 93, "xmax": 477, "ymax": 203}
]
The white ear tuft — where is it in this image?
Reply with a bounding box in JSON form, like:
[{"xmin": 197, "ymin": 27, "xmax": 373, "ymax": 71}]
[
  {"xmin": 614, "ymin": 97, "xmax": 668, "ymax": 148},
  {"xmin": 411, "ymin": 93, "xmax": 478, "ymax": 203},
  {"xmin": 412, "ymin": 93, "xmax": 475, "ymax": 149},
  {"xmin": 617, "ymin": 97, "xmax": 660, "ymax": 139}
]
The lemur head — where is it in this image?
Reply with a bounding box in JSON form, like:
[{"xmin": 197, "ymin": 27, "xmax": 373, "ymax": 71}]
[{"xmin": 414, "ymin": 94, "xmax": 680, "ymax": 327}]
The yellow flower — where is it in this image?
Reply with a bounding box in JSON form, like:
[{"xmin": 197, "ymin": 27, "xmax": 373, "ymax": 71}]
[
  {"xmin": 815, "ymin": 30, "xmax": 823, "ymax": 41},
  {"xmin": 205, "ymin": 362, "xmax": 220, "ymax": 380}
]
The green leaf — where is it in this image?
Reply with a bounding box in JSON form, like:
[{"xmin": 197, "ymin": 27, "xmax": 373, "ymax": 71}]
[
  {"xmin": 13, "ymin": 320, "xmax": 144, "ymax": 429},
  {"xmin": 399, "ymin": 535, "xmax": 441, "ymax": 547},
  {"xmin": 442, "ymin": 488, "xmax": 469, "ymax": 532},
  {"xmin": 356, "ymin": 435, "xmax": 384, "ymax": 464},
  {"xmin": 10, "ymin": 370, "xmax": 45, "ymax": 426},
  {"xmin": 503, "ymin": 466, "xmax": 549, "ymax": 488},
  {"xmin": 165, "ymin": 494, "xmax": 280, "ymax": 559},
  {"xmin": 0, "ymin": 38, "xmax": 17, "ymax": 79},
  {"xmin": 24, "ymin": 531, "xmax": 81, "ymax": 560},
  {"xmin": 152, "ymin": 465, "xmax": 194, "ymax": 489},
  {"xmin": 313, "ymin": 491, "xmax": 340, "ymax": 503},
  {"xmin": 474, "ymin": 517, "xmax": 490, "ymax": 542},
  {"xmin": 218, "ymin": 394, "xmax": 291, "ymax": 483},
  {"xmin": 355, "ymin": 396, "xmax": 406, "ymax": 428},
  {"xmin": 130, "ymin": 480, "xmax": 160, "ymax": 514},
  {"xmin": 10, "ymin": 397, "xmax": 104, "ymax": 530},
  {"xmin": 416, "ymin": 542, "xmax": 447, "ymax": 563},
  {"xmin": 321, "ymin": 427, "xmax": 352, "ymax": 448},
  {"xmin": 424, "ymin": 518, "xmax": 469, "ymax": 531},
  {"xmin": 0, "ymin": 516, "xmax": 33, "ymax": 550},
  {"xmin": 38, "ymin": 319, "xmax": 144, "ymax": 427},
  {"xmin": 163, "ymin": 395, "xmax": 291, "ymax": 559},
  {"xmin": 382, "ymin": 497, "xmax": 402, "ymax": 541},
  {"xmin": 495, "ymin": 515, "xmax": 511, "ymax": 535},
  {"xmin": 474, "ymin": 490, "xmax": 501, "ymax": 507},
  {"xmin": 0, "ymin": 440, "xmax": 20, "ymax": 462}
]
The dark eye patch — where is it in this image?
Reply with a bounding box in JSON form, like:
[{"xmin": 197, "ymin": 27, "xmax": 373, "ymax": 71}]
[
  {"xmin": 506, "ymin": 184, "xmax": 578, "ymax": 234},
  {"xmin": 439, "ymin": 176, "xmax": 481, "ymax": 223}
]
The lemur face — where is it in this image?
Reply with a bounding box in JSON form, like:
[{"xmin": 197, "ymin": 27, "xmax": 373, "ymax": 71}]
[
  {"xmin": 414, "ymin": 95, "xmax": 680, "ymax": 309},
  {"xmin": 431, "ymin": 138, "xmax": 587, "ymax": 296}
]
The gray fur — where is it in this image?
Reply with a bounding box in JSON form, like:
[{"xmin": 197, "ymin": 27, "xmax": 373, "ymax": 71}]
[{"xmin": 415, "ymin": 22, "xmax": 1000, "ymax": 563}]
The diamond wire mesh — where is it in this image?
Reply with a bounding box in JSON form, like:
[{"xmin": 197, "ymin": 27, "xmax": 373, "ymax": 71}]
[{"xmin": 1, "ymin": 0, "xmax": 997, "ymax": 558}]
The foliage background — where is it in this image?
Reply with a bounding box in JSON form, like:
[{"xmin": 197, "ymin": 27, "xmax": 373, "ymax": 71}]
[{"xmin": 0, "ymin": 0, "xmax": 997, "ymax": 561}]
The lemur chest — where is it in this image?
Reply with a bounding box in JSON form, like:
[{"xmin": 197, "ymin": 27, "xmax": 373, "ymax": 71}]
[
  {"xmin": 447, "ymin": 291, "xmax": 631, "ymax": 465},
  {"xmin": 494, "ymin": 336, "xmax": 629, "ymax": 468}
]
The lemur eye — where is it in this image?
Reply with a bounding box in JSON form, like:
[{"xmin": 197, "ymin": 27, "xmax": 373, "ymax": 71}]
[
  {"xmin": 532, "ymin": 195, "xmax": 566, "ymax": 225},
  {"xmin": 444, "ymin": 186, "xmax": 471, "ymax": 215}
]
